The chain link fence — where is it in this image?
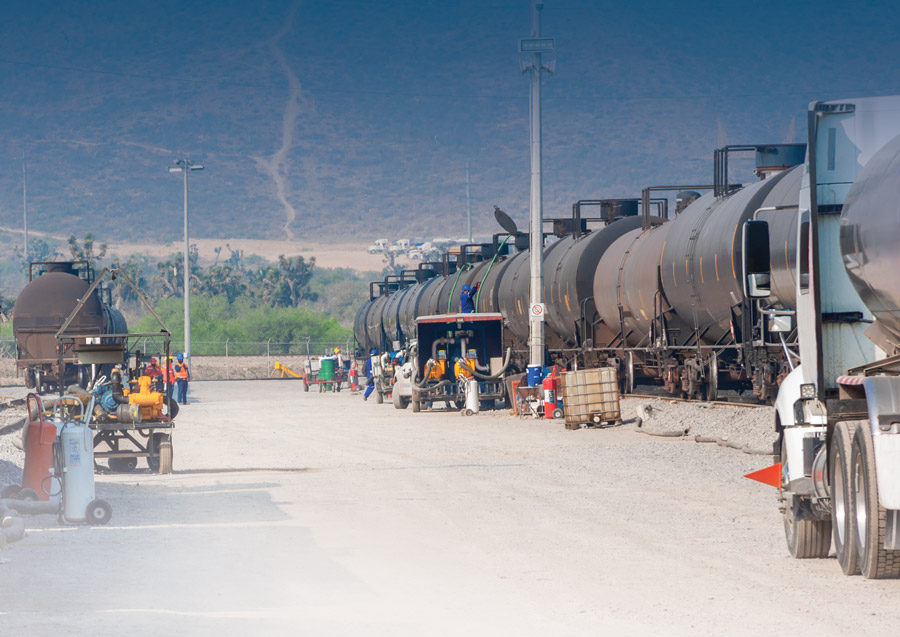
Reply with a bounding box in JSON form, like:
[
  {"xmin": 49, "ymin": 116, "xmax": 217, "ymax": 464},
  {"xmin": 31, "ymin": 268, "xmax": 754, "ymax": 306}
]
[{"xmin": 0, "ymin": 338, "xmax": 359, "ymax": 383}]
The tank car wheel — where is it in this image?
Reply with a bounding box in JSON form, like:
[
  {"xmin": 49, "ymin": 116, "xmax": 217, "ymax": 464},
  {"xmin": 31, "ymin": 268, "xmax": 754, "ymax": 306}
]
[
  {"xmin": 86, "ymin": 499, "xmax": 112, "ymax": 526},
  {"xmin": 0, "ymin": 485, "xmax": 21, "ymax": 499},
  {"xmin": 624, "ymin": 352, "xmax": 635, "ymax": 395},
  {"xmin": 706, "ymin": 353, "xmax": 719, "ymax": 402},
  {"xmin": 17, "ymin": 488, "xmax": 40, "ymax": 502},
  {"xmin": 77, "ymin": 365, "xmax": 89, "ymax": 389},
  {"xmin": 851, "ymin": 424, "xmax": 900, "ymax": 578},
  {"xmin": 781, "ymin": 442, "xmax": 831, "ymax": 558},
  {"xmin": 831, "ymin": 421, "xmax": 859, "ymax": 575}
]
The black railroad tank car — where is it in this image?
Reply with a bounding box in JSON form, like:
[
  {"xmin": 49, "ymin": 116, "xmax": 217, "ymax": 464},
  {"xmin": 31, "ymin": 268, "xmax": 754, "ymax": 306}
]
[{"xmin": 355, "ymin": 143, "xmax": 806, "ymax": 402}]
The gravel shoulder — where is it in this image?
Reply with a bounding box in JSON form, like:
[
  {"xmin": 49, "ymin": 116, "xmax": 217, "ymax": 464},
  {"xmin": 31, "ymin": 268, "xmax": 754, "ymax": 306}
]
[{"xmin": 0, "ymin": 381, "xmax": 897, "ymax": 635}]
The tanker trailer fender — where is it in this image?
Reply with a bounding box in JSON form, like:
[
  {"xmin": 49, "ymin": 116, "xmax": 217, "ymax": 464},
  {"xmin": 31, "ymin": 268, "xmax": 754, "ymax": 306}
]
[{"xmin": 852, "ymin": 376, "xmax": 900, "ymax": 512}]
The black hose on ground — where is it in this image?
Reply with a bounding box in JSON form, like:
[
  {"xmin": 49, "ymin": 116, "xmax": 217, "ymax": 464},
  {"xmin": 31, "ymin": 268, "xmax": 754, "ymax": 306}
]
[
  {"xmin": 1, "ymin": 516, "xmax": 25, "ymax": 543},
  {"xmin": 0, "ymin": 499, "xmax": 58, "ymax": 515},
  {"xmin": 632, "ymin": 417, "xmax": 690, "ymax": 437},
  {"xmin": 694, "ymin": 434, "xmax": 772, "ymax": 455}
]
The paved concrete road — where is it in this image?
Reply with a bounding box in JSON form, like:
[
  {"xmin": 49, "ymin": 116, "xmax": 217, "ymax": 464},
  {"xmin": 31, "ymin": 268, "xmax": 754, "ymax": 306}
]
[{"xmin": 2, "ymin": 380, "xmax": 898, "ymax": 636}]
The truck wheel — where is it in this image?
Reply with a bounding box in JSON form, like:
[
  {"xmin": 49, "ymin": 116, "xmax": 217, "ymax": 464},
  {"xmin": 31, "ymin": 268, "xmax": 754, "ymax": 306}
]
[
  {"xmin": 831, "ymin": 421, "xmax": 859, "ymax": 575},
  {"xmin": 782, "ymin": 443, "xmax": 831, "ymax": 558},
  {"xmin": 86, "ymin": 499, "xmax": 112, "ymax": 525},
  {"xmin": 851, "ymin": 424, "xmax": 900, "ymax": 578}
]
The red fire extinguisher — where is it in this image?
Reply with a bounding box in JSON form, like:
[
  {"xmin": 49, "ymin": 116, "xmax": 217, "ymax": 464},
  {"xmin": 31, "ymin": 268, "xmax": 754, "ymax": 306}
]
[
  {"xmin": 543, "ymin": 367, "xmax": 559, "ymax": 419},
  {"xmin": 349, "ymin": 361, "xmax": 359, "ymax": 392}
]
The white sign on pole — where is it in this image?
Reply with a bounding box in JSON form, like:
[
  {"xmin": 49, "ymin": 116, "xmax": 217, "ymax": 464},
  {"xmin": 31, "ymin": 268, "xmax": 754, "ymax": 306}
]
[{"xmin": 530, "ymin": 303, "xmax": 545, "ymax": 321}]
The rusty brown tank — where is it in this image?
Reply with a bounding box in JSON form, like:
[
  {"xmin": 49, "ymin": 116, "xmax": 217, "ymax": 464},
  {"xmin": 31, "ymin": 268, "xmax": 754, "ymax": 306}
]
[{"xmin": 13, "ymin": 262, "xmax": 127, "ymax": 392}]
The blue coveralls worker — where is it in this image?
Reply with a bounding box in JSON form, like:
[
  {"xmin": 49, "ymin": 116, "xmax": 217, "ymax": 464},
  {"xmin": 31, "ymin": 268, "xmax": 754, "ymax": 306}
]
[
  {"xmin": 460, "ymin": 282, "xmax": 479, "ymax": 313},
  {"xmin": 173, "ymin": 353, "xmax": 191, "ymax": 405},
  {"xmin": 363, "ymin": 348, "xmax": 378, "ymax": 400}
]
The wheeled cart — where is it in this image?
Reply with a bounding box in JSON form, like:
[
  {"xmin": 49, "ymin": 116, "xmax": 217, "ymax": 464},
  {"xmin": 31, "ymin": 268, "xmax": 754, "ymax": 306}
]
[{"xmin": 93, "ymin": 421, "xmax": 174, "ymax": 474}]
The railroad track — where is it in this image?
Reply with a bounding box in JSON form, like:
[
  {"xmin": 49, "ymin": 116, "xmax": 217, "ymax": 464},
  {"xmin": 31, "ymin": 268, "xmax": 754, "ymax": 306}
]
[
  {"xmin": 626, "ymin": 393, "xmax": 768, "ymax": 408},
  {"xmin": 0, "ymin": 398, "xmax": 26, "ymax": 436}
]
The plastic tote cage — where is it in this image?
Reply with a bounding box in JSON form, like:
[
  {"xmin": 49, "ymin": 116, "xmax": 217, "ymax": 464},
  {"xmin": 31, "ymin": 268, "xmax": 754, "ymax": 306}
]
[{"xmin": 558, "ymin": 367, "xmax": 620, "ymax": 429}]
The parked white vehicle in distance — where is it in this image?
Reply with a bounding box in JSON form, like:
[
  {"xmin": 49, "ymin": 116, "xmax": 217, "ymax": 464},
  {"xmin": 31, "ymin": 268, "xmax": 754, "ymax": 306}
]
[
  {"xmin": 367, "ymin": 238, "xmax": 388, "ymax": 254},
  {"xmin": 388, "ymin": 239, "xmax": 411, "ymax": 254}
]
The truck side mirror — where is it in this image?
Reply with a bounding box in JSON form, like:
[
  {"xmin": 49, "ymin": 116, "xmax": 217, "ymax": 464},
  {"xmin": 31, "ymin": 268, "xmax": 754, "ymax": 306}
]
[{"xmin": 742, "ymin": 220, "xmax": 771, "ymax": 299}]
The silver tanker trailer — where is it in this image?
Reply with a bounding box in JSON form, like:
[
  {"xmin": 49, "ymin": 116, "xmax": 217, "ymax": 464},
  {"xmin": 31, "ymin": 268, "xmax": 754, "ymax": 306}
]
[{"xmin": 744, "ymin": 95, "xmax": 900, "ymax": 578}]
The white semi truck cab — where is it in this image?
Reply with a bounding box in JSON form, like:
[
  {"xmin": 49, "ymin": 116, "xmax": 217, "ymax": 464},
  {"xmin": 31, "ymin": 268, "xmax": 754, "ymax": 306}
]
[{"xmin": 744, "ymin": 96, "xmax": 900, "ymax": 578}]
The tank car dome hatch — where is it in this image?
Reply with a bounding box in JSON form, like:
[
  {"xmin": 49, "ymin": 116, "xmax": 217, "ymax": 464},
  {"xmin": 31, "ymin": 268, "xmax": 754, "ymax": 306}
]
[
  {"xmin": 43, "ymin": 262, "xmax": 78, "ymax": 275},
  {"xmin": 675, "ymin": 191, "xmax": 701, "ymax": 215},
  {"xmin": 601, "ymin": 199, "xmax": 639, "ymax": 223},
  {"xmin": 754, "ymin": 144, "xmax": 806, "ymax": 178}
]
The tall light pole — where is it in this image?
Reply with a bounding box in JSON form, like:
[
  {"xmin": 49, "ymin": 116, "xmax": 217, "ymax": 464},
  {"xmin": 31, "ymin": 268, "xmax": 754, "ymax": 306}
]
[
  {"xmin": 520, "ymin": 2, "xmax": 554, "ymax": 368},
  {"xmin": 22, "ymin": 149, "xmax": 28, "ymax": 263},
  {"xmin": 466, "ymin": 161, "xmax": 472, "ymax": 242},
  {"xmin": 168, "ymin": 159, "xmax": 203, "ymax": 370}
]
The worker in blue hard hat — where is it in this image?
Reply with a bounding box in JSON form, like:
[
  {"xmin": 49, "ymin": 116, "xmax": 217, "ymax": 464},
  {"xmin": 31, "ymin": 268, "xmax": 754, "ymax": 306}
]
[
  {"xmin": 364, "ymin": 347, "xmax": 378, "ymax": 401},
  {"xmin": 460, "ymin": 282, "xmax": 479, "ymax": 313},
  {"xmin": 173, "ymin": 353, "xmax": 191, "ymax": 405}
]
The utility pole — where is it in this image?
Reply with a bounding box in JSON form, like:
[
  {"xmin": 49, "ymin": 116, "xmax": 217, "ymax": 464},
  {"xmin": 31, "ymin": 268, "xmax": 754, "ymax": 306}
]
[
  {"xmin": 520, "ymin": 2, "xmax": 554, "ymax": 368},
  {"xmin": 466, "ymin": 161, "xmax": 472, "ymax": 242},
  {"xmin": 22, "ymin": 149, "xmax": 28, "ymax": 263},
  {"xmin": 168, "ymin": 159, "xmax": 204, "ymax": 371}
]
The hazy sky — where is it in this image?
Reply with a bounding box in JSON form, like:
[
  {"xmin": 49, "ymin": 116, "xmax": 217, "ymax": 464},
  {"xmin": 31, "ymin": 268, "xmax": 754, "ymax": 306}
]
[{"xmin": 1, "ymin": 0, "xmax": 898, "ymax": 242}]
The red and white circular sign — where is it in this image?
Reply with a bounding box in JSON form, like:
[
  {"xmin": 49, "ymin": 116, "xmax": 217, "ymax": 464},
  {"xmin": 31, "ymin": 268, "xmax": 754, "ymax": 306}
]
[{"xmin": 530, "ymin": 303, "xmax": 545, "ymax": 320}]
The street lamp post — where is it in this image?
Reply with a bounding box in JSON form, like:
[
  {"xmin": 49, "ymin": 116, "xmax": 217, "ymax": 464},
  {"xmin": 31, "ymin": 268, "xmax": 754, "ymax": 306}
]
[
  {"xmin": 520, "ymin": 2, "xmax": 554, "ymax": 368},
  {"xmin": 168, "ymin": 159, "xmax": 203, "ymax": 371}
]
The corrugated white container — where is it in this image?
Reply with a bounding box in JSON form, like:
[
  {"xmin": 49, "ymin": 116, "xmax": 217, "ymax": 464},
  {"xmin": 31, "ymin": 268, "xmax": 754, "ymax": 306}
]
[{"xmin": 558, "ymin": 367, "xmax": 620, "ymax": 428}]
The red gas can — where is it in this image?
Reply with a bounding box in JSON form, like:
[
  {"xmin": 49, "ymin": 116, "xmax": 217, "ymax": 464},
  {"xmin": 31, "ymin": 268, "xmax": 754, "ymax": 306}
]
[{"xmin": 21, "ymin": 394, "xmax": 58, "ymax": 501}]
